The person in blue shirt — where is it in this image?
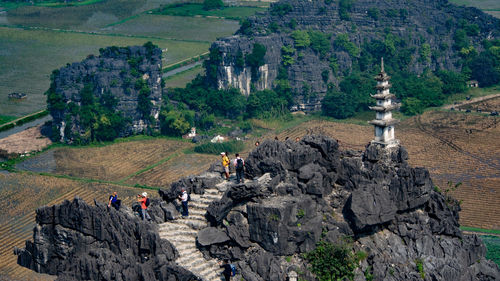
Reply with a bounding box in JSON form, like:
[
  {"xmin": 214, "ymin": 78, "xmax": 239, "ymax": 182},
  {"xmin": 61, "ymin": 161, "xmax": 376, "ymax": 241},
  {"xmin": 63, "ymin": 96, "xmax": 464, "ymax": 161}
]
[{"xmin": 108, "ymin": 192, "xmax": 121, "ymax": 211}]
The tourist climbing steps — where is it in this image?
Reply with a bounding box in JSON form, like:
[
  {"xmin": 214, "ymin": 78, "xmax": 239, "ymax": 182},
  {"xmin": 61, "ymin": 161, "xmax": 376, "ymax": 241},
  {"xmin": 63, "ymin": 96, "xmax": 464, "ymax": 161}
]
[{"xmin": 158, "ymin": 186, "xmax": 226, "ymax": 281}]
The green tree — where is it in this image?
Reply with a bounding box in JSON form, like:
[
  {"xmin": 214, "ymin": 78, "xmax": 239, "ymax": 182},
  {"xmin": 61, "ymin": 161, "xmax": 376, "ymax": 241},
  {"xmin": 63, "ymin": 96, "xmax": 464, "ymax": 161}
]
[
  {"xmin": 246, "ymin": 43, "xmax": 267, "ymax": 81},
  {"xmin": 334, "ymin": 34, "xmax": 359, "ymax": 57},
  {"xmin": 401, "ymin": 97, "xmax": 424, "ymax": 115},
  {"xmin": 322, "ymin": 89, "xmax": 357, "ymax": 119},
  {"xmin": 303, "ymin": 241, "xmax": 357, "ymax": 281},
  {"xmin": 281, "ymin": 45, "xmax": 296, "ymax": 66},
  {"xmin": 203, "ymin": 0, "xmax": 223, "ymax": 10},
  {"xmin": 291, "ymin": 30, "xmax": 311, "ymax": 48},
  {"xmin": 309, "ymin": 31, "xmax": 331, "ymax": 58},
  {"xmin": 436, "ymin": 70, "xmax": 467, "ymax": 95}
]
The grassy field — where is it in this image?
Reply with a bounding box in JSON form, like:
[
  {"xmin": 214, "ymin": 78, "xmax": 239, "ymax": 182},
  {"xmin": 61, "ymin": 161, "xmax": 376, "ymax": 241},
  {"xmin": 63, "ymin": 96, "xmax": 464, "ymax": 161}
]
[
  {"xmin": 103, "ymin": 14, "xmax": 239, "ymax": 42},
  {"xmin": 0, "ymin": 26, "xmax": 210, "ymax": 117},
  {"xmin": 0, "ymin": 115, "xmax": 16, "ymax": 126},
  {"xmin": 165, "ymin": 64, "xmax": 205, "ymax": 88},
  {"xmin": 156, "ymin": 3, "xmax": 267, "ymax": 20},
  {"xmin": 448, "ymin": 0, "xmax": 500, "ymax": 10}
]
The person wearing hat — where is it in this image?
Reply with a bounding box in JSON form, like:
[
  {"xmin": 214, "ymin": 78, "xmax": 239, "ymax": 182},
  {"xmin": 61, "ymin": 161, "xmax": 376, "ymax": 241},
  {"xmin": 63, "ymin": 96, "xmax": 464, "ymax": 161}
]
[
  {"xmin": 137, "ymin": 192, "xmax": 151, "ymax": 221},
  {"xmin": 221, "ymin": 152, "xmax": 230, "ymax": 181},
  {"xmin": 178, "ymin": 188, "xmax": 189, "ymax": 217}
]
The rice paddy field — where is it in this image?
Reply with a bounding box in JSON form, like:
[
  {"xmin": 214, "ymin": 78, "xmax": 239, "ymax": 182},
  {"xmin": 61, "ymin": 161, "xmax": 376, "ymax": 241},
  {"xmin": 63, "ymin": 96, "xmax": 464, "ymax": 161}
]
[{"xmin": 0, "ymin": 0, "xmax": 256, "ymax": 117}]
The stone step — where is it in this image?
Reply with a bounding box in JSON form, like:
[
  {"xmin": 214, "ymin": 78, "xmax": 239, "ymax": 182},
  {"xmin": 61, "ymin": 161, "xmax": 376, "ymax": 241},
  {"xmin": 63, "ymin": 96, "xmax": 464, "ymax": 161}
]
[
  {"xmin": 190, "ymin": 201, "xmax": 209, "ymax": 209},
  {"xmin": 204, "ymin": 189, "xmax": 220, "ymax": 195},
  {"xmin": 164, "ymin": 236, "xmax": 196, "ymax": 243},
  {"xmin": 200, "ymin": 193, "xmax": 222, "ymax": 200},
  {"xmin": 160, "ymin": 230, "xmax": 197, "ymax": 238},
  {"xmin": 158, "ymin": 222, "xmax": 193, "ymax": 231},
  {"xmin": 178, "ymin": 247, "xmax": 200, "ymax": 257},
  {"xmin": 174, "ymin": 242, "xmax": 196, "ymax": 251},
  {"xmin": 187, "ymin": 208, "xmax": 207, "ymax": 216}
]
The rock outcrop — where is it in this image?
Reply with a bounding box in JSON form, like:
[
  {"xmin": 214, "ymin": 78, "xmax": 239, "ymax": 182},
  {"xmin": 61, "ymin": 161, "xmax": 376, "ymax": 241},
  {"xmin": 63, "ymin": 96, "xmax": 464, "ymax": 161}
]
[
  {"xmin": 191, "ymin": 136, "xmax": 499, "ymax": 280},
  {"xmin": 47, "ymin": 44, "xmax": 162, "ymax": 143},
  {"xmin": 16, "ymin": 135, "xmax": 500, "ymax": 280},
  {"xmin": 209, "ymin": 0, "xmax": 500, "ymax": 110},
  {"xmin": 15, "ymin": 198, "xmax": 196, "ymax": 281}
]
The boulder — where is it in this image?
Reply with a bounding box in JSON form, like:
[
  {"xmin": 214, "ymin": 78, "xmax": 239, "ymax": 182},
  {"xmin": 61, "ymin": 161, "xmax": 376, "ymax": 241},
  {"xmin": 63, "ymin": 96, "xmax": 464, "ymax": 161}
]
[{"xmin": 197, "ymin": 227, "xmax": 230, "ymax": 246}]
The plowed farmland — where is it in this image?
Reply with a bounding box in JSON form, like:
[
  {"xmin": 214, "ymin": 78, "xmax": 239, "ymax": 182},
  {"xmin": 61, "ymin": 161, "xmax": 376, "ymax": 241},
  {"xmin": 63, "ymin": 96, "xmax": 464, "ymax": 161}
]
[
  {"xmin": 17, "ymin": 139, "xmax": 192, "ymax": 182},
  {"xmin": 125, "ymin": 152, "xmax": 216, "ymax": 188}
]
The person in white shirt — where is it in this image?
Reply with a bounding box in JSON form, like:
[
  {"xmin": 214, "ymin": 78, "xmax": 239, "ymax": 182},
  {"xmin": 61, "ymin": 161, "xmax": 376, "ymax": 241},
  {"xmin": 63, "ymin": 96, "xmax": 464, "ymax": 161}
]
[
  {"xmin": 178, "ymin": 188, "xmax": 189, "ymax": 217},
  {"xmin": 233, "ymin": 154, "xmax": 245, "ymax": 184}
]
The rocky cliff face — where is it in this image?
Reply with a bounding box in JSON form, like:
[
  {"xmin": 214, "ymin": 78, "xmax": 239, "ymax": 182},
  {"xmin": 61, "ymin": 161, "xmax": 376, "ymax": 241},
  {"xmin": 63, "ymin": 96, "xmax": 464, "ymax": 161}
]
[
  {"xmin": 47, "ymin": 45, "xmax": 162, "ymax": 143},
  {"xmin": 15, "ymin": 198, "xmax": 197, "ymax": 281},
  {"xmin": 167, "ymin": 136, "xmax": 500, "ymax": 280},
  {"xmin": 209, "ymin": 0, "xmax": 500, "ymax": 110},
  {"xmin": 16, "ymin": 136, "xmax": 500, "ymax": 280}
]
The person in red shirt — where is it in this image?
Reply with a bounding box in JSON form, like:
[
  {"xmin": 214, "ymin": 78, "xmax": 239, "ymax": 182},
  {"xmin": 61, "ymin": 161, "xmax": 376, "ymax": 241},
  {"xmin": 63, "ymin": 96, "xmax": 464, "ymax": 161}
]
[{"xmin": 137, "ymin": 192, "xmax": 151, "ymax": 221}]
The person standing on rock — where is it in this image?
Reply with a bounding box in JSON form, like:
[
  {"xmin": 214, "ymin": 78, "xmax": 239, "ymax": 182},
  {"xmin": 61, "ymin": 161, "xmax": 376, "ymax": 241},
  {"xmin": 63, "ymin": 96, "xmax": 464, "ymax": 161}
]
[
  {"xmin": 178, "ymin": 188, "xmax": 189, "ymax": 217},
  {"xmin": 219, "ymin": 259, "xmax": 232, "ymax": 281},
  {"xmin": 221, "ymin": 152, "xmax": 230, "ymax": 181},
  {"xmin": 137, "ymin": 192, "xmax": 151, "ymax": 221},
  {"xmin": 233, "ymin": 154, "xmax": 245, "ymax": 184},
  {"xmin": 108, "ymin": 191, "xmax": 121, "ymax": 211}
]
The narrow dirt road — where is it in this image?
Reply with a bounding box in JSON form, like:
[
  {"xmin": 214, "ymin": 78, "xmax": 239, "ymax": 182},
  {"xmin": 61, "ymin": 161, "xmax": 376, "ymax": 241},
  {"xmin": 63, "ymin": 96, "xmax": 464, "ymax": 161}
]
[{"xmin": 442, "ymin": 93, "xmax": 500, "ymax": 110}]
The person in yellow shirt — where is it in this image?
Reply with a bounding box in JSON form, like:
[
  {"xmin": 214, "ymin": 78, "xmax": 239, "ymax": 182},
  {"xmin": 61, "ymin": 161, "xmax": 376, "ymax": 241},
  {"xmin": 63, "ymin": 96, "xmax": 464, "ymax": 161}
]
[{"xmin": 221, "ymin": 152, "xmax": 230, "ymax": 181}]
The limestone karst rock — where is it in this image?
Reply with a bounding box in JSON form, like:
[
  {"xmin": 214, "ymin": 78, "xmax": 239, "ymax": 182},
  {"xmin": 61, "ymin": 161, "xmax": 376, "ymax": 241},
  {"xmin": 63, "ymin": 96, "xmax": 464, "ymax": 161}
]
[
  {"xmin": 16, "ymin": 135, "xmax": 500, "ymax": 280},
  {"xmin": 208, "ymin": 0, "xmax": 500, "ymax": 110},
  {"xmin": 46, "ymin": 44, "xmax": 162, "ymax": 143}
]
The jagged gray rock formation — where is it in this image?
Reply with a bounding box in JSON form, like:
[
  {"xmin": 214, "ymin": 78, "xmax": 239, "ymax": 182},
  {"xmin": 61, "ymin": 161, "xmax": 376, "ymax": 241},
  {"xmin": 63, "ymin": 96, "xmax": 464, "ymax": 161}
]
[
  {"xmin": 47, "ymin": 44, "xmax": 162, "ymax": 143},
  {"xmin": 209, "ymin": 0, "xmax": 500, "ymax": 110},
  {"xmin": 14, "ymin": 197, "xmax": 196, "ymax": 281},
  {"xmin": 196, "ymin": 135, "xmax": 500, "ymax": 280},
  {"xmin": 15, "ymin": 135, "xmax": 500, "ymax": 281}
]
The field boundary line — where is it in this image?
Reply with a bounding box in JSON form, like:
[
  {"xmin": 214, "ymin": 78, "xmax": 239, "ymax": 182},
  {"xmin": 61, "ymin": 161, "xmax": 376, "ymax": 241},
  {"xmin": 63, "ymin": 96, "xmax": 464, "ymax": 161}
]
[
  {"xmin": 0, "ymin": 24, "xmax": 212, "ymax": 44},
  {"xmin": 0, "ymin": 110, "xmax": 47, "ymax": 130},
  {"xmin": 118, "ymin": 151, "xmax": 182, "ymax": 184}
]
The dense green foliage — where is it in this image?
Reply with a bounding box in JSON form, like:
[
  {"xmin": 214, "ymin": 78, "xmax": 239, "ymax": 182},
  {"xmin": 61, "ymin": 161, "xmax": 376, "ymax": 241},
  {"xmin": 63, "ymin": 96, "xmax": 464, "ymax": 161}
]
[
  {"xmin": 64, "ymin": 83, "xmax": 129, "ymax": 144},
  {"xmin": 246, "ymin": 43, "xmax": 267, "ymax": 81},
  {"xmin": 194, "ymin": 140, "xmax": 245, "ymax": 154},
  {"xmin": 304, "ymin": 241, "xmax": 357, "ymax": 281},
  {"xmin": 203, "ymin": 0, "xmax": 223, "ymax": 11},
  {"xmin": 339, "ymin": 0, "xmax": 353, "ymax": 21},
  {"xmin": 482, "ymin": 235, "xmax": 500, "ymax": 266}
]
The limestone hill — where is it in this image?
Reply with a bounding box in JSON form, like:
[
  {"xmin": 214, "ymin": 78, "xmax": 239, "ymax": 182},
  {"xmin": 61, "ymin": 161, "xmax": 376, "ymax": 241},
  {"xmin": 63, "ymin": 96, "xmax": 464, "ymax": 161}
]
[
  {"xmin": 15, "ymin": 135, "xmax": 500, "ymax": 280},
  {"xmin": 209, "ymin": 0, "xmax": 500, "ymax": 110}
]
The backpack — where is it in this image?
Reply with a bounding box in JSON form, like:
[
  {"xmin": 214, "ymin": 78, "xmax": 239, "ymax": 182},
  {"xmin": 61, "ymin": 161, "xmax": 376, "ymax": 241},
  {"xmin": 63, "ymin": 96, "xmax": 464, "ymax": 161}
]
[
  {"xmin": 145, "ymin": 197, "xmax": 150, "ymax": 207},
  {"xmin": 236, "ymin": 158, "xmax": 244, "ymax": 170},
  {"xmin": 187, "ymin": 193, "xmax": 191, "ymax": 201},
  {"xmin": 230, "ymin": 264, "xmax": 236, "ymax": 276}
]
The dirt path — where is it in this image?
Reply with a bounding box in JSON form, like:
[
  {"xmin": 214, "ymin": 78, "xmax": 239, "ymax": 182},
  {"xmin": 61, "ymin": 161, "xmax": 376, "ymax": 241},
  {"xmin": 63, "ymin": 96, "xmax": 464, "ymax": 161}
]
[{"xmin": 442, "ymin": 93, "xmax": 500, "ymax": 110}]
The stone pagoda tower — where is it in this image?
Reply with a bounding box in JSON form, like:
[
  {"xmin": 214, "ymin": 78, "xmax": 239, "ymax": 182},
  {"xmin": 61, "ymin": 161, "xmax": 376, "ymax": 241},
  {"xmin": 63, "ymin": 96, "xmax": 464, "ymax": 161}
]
[{"xmin": 369, "ymin": 58, "xmax": 400, "ymax": 147}]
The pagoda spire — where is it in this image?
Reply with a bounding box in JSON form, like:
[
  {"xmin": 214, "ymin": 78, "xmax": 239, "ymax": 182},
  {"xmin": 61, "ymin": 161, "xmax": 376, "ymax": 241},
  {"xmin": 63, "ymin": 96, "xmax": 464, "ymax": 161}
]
[{"xmin": 369, "ymin": 58, "xmax": 400, "ymax": 147}]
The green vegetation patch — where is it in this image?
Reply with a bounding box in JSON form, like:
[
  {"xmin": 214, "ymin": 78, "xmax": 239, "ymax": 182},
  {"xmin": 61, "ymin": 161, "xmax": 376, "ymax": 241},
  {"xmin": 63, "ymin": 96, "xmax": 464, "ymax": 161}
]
[
  {"xmin": 482, "ymin": 235, "xmax": 500, "ymax": 266},
  {"xmin": 0, "ymin": 115, "xmax": 17, "ymax": 126},
  {"xmin": 460, "ymin": 226, "xmax": 500, "ymax": 235},
  {"xmin": 103, "ymin": 14, "xmax": 239, "ymax": 43},
  {"xmin": 194, "ymin": 140, "xmax": 245, "ymax": 154},
  {"xmin": 156, "ymin": 3, "xmax": 266, "ymax": 20}
]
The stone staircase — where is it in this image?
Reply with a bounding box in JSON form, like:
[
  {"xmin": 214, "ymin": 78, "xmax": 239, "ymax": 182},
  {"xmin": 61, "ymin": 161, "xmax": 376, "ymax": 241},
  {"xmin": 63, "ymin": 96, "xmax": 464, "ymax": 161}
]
[{"xmin": 158, "ymin": 185, "xmax": 227, "ymax": 281}]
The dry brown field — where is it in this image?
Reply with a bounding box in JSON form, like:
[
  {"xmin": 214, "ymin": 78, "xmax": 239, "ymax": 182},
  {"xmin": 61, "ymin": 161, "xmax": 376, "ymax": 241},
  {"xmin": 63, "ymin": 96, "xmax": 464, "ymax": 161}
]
[
  {"xmin": 0, "ymin": 172, "xmax": 147, "ymax": 280},
  {"xmin": 21, "ymin": 139, "xmax": 192, "ymax": 182},
  {"xmin": 125, "ymin": 152, "xmax": 216, "ymax": 188}
]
